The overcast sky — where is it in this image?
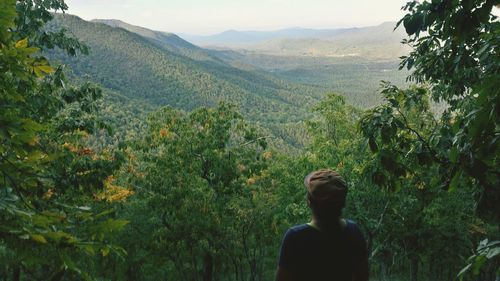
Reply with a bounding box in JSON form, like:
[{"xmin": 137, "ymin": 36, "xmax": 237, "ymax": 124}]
[{"xmin": 64, "ymin": 0, "xmax": 413, "ymax": 35}]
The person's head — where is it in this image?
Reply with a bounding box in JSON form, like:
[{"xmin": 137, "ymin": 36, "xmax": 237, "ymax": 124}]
[{"xmin": 304, "ymin": 169, "xmax": 347, "ymax": 222}]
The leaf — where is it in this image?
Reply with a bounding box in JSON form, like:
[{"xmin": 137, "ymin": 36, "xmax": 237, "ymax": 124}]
[
  {"xmin": 15, "ymin": 38, "xmax": 28, "ymax": 48},
  {"xmin": 82, "ymin": 244, "xmax": 96, "ymax": 256},
  {"xmin": 449, "ymin": 171, "xmax": 461, "ymax": 191},
  {"xmin": 485, "ymin": 246, "xmax": 500, "ymax": 259},
  {"xmin": 403, "ymin": 13, "xmax": 424, "ymax": 35},
  {"xmin": 101, "ymin": 247, "xmax": 110, "ymax": 257},
  {"xmin": 31, "ymin": 234, "xmax": 48, "ymax": 244},
  {"xmin": 34, "ymin": 65, "xmax": 54, "ymax": 75},
  {"xmin": 60, "ymin": 253, "xmax": 81, "ymax": 274},
  {"xmin": 472, "ymin": 255, "xmax": 487, "ymax": 275},
  {"xmin": 94, "ymin": 209, "xmax": 114, "ymax": 219},
  {"xmin": 407, "ymin": 58, "xmax": 414, "ymax": 70},
  {"xmin": 19, "ymin": 234, "xmax": 30, "ymax": 240},
  {"xmin": 449, "ymin": 147, "xmax": 459, "ymax": 163},
  {"xmin": 45, "ymin": 231, "xmax": 78, "ymax": 244}
]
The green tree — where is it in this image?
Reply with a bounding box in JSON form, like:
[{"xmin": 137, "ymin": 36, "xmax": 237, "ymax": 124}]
[
  {"xmin": 116, "ymin": 104, "xmax": 278, "ymax": 281},
  {"xmin": 359, "ymin": 0, "xmax": 499, "ymax": 279},
  {"xmin": 398, "ymin": 0, "xmax": 499, "ymax": 201},
  {"xmin": 1, "ymin": 1, "xmax": 129, "ymax": 279}
]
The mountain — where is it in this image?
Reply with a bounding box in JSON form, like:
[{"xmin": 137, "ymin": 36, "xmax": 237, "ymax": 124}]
[
  {"xmin": 47, "ymin": 14, "xmax": 326, "ymax": 124},
  {"xmin": 91, "ymin": 19, "xmax": 217, "ymax": 62},
  {"xmin": 180, "ymin": 27, "xmax": 356, "ymax": 47},
  {"xmin": 182, "ymin": 22, "xmax": 409, "ymax": 59}
]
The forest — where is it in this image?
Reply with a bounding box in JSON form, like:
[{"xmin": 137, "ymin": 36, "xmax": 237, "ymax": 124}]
[{"xmin": 0, "ymin": 0, "xmax": 499, "ymax": 281}]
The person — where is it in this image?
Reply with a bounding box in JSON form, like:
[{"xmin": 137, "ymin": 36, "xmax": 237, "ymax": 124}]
[{"xmin": 276, "ymin": 169, "xmax": 369, "ymax": 281}]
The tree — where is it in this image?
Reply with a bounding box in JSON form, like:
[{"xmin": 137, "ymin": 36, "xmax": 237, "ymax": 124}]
[
  {"xmin": 116, "ymin": 104, "xmax": 278, "ymax": 281},
  {"xmin": 359, "ymin": 0, "xmax": 499, "ymax": 279},
  {"xmin": 1, "ymin": 1, "xmax": 129, "ymax": 279},
  {"xmin": 398, "ymin": 0, "xmax": 499, "ymax": 201}
]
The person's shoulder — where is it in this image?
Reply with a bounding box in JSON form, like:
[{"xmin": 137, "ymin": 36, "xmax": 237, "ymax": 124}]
[
  {"xmin": 344, "ymin": 219, "xmax": 367, "ymax": 247},
  {"xmin": 345, "ymin": 219, "xmax": 361, "ymax": 231},
  {"xmin": 284, "ymin": 224, "xmax": 313, "ymax": 238}
]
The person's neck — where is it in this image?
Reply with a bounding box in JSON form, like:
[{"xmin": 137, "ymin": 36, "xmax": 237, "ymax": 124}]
[{"xmin": 311, "ymin": 216, "xmax": 345, "ymax": 231}]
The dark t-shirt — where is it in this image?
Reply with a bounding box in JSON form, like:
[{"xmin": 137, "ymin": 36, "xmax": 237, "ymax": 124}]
[{"xmin": 278, "ymin": 220, "xmax": 367, "ymax": 281}]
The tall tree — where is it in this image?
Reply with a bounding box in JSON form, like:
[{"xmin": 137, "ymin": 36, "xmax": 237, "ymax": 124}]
[{"xmin": 1, "ymin": 1, "xmax": 129, "ymax": 279}]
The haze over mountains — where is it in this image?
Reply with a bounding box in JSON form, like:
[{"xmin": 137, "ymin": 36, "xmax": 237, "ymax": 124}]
[
  {"xmin": 181, "ymin": 22, "xmax": 409, "ymax": 59},
  {"xmin": 180, "ymin": 27, "xmax": 357, "ymax": 46}
]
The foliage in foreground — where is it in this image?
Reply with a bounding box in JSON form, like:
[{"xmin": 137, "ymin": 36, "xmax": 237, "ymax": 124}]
[{"xmin": 1, "ymin": 1, "xmax": 130, "ymax": 279}]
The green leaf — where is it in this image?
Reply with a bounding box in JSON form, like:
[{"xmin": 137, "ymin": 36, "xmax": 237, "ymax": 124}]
[
  {"xmin": 101, "ymin": 247, "xmax": 110, "ymax": 257},
  {"xmin": 449, "ymin": 147, "xmax": 459, "ymax": 163},
  {"xmin": 403, "ymin": 13, "xmax": 424, "ymax": 35},
  {"xmin": 35, "ymin": 65, "xmax": 54, "ymax": 74},
  {"xmin": 472, "ymin": 255, "xmax": 487, "ymax": 275},
  {"xmin": 449, "ymin": 171, "xmax": 461, "ymax": 191},
  {"xmin": 60, "ymin": 253, "xmax": 81, "ymax": 274}
]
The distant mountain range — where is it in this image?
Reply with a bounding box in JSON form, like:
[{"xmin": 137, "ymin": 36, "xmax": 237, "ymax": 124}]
[
  {"xmin": 180, "ymin": 27, "xmax": 357, "ymax": 46},
  {"xmin": 181, "ymin": 22, "xmax": 409, "ymax": 59}
]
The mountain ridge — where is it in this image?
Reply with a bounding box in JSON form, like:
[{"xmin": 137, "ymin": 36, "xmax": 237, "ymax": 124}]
[
  {"xmin": 91, "ymin": 18, "xmax": 221, "ymax": 62},
  {"xmin": 47, "ymin": 14, "xmax": 326, "ymax": 124},
  {"xmin": 180, "ymin": 22, "xmax": 399, "ymax": 44}
]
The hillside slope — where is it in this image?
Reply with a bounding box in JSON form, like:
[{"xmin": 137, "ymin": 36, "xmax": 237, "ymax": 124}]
[
  {"xmin": 91, "ymin": 19, "xmax": 219, "ymax": 62},
  {"xmin": 47, "ymin": 14, "xmax": 325, "ymax": 123}
]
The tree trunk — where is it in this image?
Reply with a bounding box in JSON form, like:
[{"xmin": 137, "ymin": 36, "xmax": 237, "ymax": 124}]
[
  {"xmin": 410, "ymin": 257, "xmax": 418, "ymax": 281},
  {"xmin": 202, "ymin": 252, "xmax": 213, "ymax": 281},
  {"xmin": 13, "ymin": 266, "xmax": 20, "ymax": 281}
]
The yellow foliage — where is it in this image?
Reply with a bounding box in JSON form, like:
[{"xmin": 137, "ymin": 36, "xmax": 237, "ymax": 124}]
[
  {"xmin": 62, "ymin": 142, "xmax": 78, "ymax": 153},
  {"xmin": 77, "ymin": 147, "xmax": 95, "ymax": 156},
  {"xmin": 15, "ymin": 38, "xmax": 28, "ymax": 48},
  {"xmin": 262, "ymin": 151, "xmax": 272, "ymax": 160},
  {"xmin": 159, "ymin": 128, "xmax": 169, "ymax": 137},
  {"xmin": 30, "ymin": 234, "xmax": 47, "ymax": 244},
  {"xmin": 43, "ymin": 189, "xmax": 54, "ymax": 200},
  {"xmin": 469, "ymin": 224, "xmax": 487, "ymax": 235},
  {"xmin": 237, "ymin": 164, "xmax": 247, "ymax": 172},
  {"xmin": 96, "ymin": 176, "xmax": 134, "ymax": 202},
  {"xmin": 246, "ymin": 177, "xmax": 256, "ymax": 185}
]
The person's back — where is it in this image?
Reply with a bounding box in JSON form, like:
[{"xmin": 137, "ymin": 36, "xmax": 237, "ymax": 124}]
[{"xmin": 276, "ymin": 169, "xmax": 369, "ymax": 281}]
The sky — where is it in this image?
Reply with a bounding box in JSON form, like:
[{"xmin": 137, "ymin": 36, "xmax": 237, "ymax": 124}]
[{"xmin": 64, "ymin": 0, "xmax": 410, "ymax": 35}]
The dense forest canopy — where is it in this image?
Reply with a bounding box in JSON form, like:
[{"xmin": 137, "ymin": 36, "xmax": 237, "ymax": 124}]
[{"xmin": 0, "ymin": 0, "xmax": 499, "ymax": 281}]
